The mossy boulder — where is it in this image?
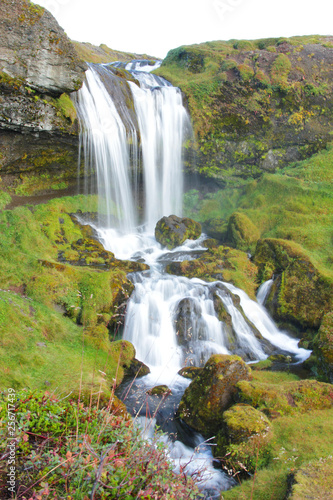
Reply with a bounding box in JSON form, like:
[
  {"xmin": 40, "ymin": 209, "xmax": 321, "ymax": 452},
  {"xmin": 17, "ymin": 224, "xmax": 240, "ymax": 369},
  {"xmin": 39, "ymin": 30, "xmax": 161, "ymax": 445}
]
[
  {"xmin": 123, "ymin": 358, "xmax": 150, "ymax": 380},
  {"xmin": 313, "ymin": 312, "xmax": 333, "ymax": 383},
  {"xmin": 215, "ymin": 404, "xmax": 272, "ymax": 471},
  {"xmin": 177, "ymin": 354, "xmax": 251, "ymax": 435},
  {"xmin": 215, "ymin": 404, "xmax": 272, "ymax": 474},
  {"xmin": 226, "ymin": 212, "xmax": 260, "ymax": 252},
  {"xmin": 155, "ymin": 215, "xmax": 201, "ymax": 249},
  {"xmin": 254, "ymin": 238, "xmax": 333, "ymax": 331}
]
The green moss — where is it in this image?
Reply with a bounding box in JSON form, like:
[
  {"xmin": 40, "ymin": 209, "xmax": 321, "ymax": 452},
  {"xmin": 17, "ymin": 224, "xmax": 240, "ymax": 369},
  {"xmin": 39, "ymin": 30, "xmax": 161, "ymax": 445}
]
[
  {"xmin": 270, "ymin": 54, "xmax": 292, "ymax": 88},
  {"xmin": 289, "ymin": 456, "xmax": 333, "ymax": 499},
  {"xmin": 226, "ymin": 212, "xmax": 261, "ymax": 252},
  {"xmin": 237, "ymin": 378, "xmax": 333, "ymax": 417},
  {"xmin": 313, "ymin": 312, "xmax": 333, "ymax": 382},
  {"xmin": 55, "ymin": 93, "xmax": 77, "ymax": 123},
  {"xmin": 223, "ymin": 409, "xmax": 333, "ymax": 500}
]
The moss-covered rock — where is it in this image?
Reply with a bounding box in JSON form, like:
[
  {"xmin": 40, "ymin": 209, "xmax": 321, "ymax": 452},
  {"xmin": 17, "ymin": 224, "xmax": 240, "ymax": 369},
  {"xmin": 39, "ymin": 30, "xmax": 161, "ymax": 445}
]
[
  {"xmin": 155, "ymin": 215, "xmax": 201, "ymax": 249},
  {"xmin": 123, "ymin": 358, "xmax": 150, "ymax": 380},
  {"xmin": 220, "ymin": 404, "xmax": 271, "ymax": 445},
  {"xmin": 254, "ymin": 238, "xmax": 333, "ymax": 331},
  {"xmin": 146, "ymin": 385, "xmax": 172, "ymax": 396},
  {"xmin": 226, "ymin": 212, "xmax": 260, "ymax": 252},
  {"xmin": 215, "ymin": 404, "xmax": 272, "ymax": 473},
  {"xmin": 177, "ymin": 354, "xmax": 251, "ymax": 435},
  {"xmin": 313, "ymin": 312, "xmax": 333, "ymax": 383}
]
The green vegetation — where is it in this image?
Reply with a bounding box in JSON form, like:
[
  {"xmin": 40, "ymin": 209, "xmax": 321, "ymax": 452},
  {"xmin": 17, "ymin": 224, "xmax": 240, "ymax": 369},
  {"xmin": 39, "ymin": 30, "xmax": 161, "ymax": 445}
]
[
  {"xmin": 0, "ymin": 195, "xmax": 145, "ymax": 397},
  {"xmin": 221, "ymin": 407, "xmax": 333, "ymax": 500},
  {"xmin": 184, "ymin": 144, "xmax": 333, "ymax": 275},
  {"xmin": 0, "ymin": 390, "xmax": 201, "ymax": 498},
  {"xmin": 55, "ymin": 93, "xmax": 77, "ymax": 123}
]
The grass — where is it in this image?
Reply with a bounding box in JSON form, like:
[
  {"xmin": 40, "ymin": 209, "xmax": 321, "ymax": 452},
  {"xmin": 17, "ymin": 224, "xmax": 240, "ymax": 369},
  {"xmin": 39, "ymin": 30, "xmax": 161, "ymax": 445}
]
[
  {"xmin": 222, "ymin": 408, "xmax": 333, "ymax": 500},
  {"xmin": 0, "ymin": 194, "xmax": 139, "ymax": 397},
  {"xmin": 183, "ymin": 144, "xmax": 333, "ymax": 275}
]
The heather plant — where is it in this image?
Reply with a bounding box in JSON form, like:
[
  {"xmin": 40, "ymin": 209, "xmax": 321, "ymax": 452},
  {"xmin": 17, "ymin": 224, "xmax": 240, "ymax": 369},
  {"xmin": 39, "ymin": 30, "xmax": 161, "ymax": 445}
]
[{"xmin": 0, "ymin": 390, "xmax": 202, "ymax": 499}]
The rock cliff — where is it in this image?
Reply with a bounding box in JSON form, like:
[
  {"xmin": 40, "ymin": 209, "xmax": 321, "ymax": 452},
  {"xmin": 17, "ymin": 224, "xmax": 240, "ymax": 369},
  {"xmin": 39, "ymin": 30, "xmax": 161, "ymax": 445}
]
[
  {"xmin": 155, "ymin": 36, "xmax": 333, "ymax": 185},
  {"xmin": 0, "ymin": 0, "xmax": 86, "ymax": 196}
]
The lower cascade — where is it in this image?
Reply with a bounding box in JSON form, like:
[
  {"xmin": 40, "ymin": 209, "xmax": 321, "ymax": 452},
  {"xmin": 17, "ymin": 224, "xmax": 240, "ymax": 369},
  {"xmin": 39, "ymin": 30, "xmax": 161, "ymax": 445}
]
[{"xmin": 75, "ymin": 59, "xmax": 311, "ymax": 498}]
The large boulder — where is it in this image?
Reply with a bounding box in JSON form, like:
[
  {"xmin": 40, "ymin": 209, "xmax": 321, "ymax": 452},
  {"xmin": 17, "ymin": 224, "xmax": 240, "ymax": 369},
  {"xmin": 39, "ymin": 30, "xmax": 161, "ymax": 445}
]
[
  {"xmin": 177, "ymin": 354, "xmax": 251, "ymax": 435},
  {"xmin": 155, "ymin": 215, "xmax": 201, "ymax": 249},
  {"xmin": 0, "ymin": 0, "xmax": 86, "ymax": 96}
]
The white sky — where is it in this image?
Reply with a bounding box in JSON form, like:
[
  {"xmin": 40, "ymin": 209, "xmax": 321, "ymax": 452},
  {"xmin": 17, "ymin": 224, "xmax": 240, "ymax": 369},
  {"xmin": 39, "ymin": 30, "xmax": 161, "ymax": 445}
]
[{"xmin": 33, "ymin": 0, "xmax": 333, "ymax": 59}]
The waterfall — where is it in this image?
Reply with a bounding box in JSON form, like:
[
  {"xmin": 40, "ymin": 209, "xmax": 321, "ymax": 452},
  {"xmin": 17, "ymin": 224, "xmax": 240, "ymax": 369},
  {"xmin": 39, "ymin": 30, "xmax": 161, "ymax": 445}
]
[
  {"xmin": 74, "ymin": 61, "xmax": 191, "ymax": 233},
  {"xmin": 74, "ymin": 59, "xmax": 311, "ymax": 498}
]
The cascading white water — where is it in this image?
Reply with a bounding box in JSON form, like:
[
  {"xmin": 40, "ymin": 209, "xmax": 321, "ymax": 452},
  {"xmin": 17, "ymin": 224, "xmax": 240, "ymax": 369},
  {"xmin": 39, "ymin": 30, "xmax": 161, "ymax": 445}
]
[
  {"xmin": 74, "ymin": 64, "xmax": 137, "ymax": 231},
  {"xmin": 129, "ymin": 73, "xmax": 191, "ymax": 230},
  {"xmin": 75, "ymin": 60, "xmax": 191, "ymax": 233},
  {"xmin": 257, "ymin": 278, "xmax": 274, "ymax": 305}
]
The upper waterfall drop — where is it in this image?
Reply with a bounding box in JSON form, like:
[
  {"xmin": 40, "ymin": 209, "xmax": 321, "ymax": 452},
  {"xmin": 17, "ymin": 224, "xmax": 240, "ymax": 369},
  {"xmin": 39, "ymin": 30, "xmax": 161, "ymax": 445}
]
[{"xmin": 74, "ymin": 60, "xmax": 191, "ymax": 234}]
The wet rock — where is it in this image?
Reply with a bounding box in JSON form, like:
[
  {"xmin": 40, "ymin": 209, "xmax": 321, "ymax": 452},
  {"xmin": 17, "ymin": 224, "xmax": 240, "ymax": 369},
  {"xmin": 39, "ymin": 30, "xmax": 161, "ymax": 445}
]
[
  {"xmin": 146, "ymin": 385, "xmax": 172, "ymax": 396},
  {"xmin": 123, "ymin": 358, "xmax": 150, "ymax": 380},
  {"xmin": 174, "ymin": 298, "xmax": 204, "ymax": 346},
  {"xmin": 155, "ymin": 215, "xmax": 201, "ymax": 249},
  {"xmin": 178, "ymin": 367, "xmax": 202, "ymax": 380},
  {"xmin": 177, "ymin": 354, "xmax": 252, "ymax": 435}
]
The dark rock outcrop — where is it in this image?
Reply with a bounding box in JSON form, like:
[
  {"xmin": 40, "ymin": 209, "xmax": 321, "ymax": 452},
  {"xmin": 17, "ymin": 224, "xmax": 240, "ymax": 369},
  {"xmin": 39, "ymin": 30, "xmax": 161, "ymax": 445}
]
[{"xmin": 155, "ymin": 215, "xmax": 201, "ymax": 249}]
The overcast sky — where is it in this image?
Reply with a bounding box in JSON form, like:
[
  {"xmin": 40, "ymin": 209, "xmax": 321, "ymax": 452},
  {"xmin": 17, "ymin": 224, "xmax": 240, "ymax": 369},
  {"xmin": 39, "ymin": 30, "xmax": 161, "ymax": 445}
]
[{"xmin": 34, "ymin": 0, "xmax": 333, "ymax": 59}]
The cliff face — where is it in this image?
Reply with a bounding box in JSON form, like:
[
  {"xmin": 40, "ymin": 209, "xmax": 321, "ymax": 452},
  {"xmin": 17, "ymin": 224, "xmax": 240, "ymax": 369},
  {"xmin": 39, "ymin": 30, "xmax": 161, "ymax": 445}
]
[
  {"xmin": 0, "ymin": 0, "xmax": 86, "ymax": 196},
  {"xmin": 155, "ymin": 36, "xmax": 333, "ymax": 185},
  {"xmin": 0, "ymin": 0, "xmax": 85, "ymax": 95}
]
